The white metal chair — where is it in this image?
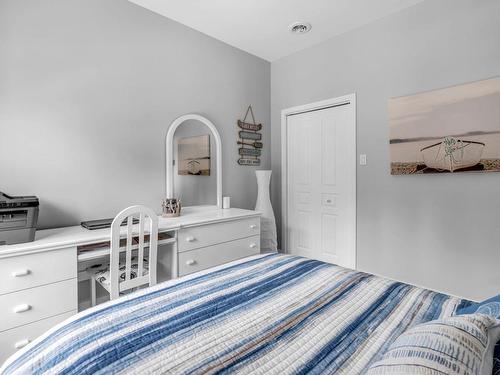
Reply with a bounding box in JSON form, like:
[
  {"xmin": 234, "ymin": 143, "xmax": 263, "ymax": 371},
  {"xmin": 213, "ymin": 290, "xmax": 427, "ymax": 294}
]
[{"xmin": 88, "ymin": 205, "xmax": 159, "ymax": 305}]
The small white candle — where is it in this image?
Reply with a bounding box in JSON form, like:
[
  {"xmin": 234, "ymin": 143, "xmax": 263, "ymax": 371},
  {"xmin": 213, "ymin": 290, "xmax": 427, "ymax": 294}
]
[{"xmin": 222, "ymin": 196, "xmax": 231, "ymax": 209}]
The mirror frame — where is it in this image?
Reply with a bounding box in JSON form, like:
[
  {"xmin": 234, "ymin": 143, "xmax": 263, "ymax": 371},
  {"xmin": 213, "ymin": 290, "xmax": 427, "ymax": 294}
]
[{"xmin": 166, "ymin": 114, "xmax": 223, "ymax": 208}]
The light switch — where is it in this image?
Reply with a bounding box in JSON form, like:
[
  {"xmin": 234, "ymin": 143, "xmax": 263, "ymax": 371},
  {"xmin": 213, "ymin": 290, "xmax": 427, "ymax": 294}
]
[{"xmin": 359, "ymin": 154, "xmax": 367, "ymax": 166}]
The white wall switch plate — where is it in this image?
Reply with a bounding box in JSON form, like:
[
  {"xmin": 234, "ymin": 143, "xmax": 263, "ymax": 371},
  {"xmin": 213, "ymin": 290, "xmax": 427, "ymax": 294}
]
[{"xmin": 359, "ymin": 154, "xmax": 367, "ymax": 165}]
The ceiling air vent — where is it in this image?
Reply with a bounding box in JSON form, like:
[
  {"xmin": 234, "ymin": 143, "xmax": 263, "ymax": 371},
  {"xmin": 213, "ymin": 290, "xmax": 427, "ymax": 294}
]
[{"xmin": 289, "ymin": 22, "xmax": 312, "ymax": 34}]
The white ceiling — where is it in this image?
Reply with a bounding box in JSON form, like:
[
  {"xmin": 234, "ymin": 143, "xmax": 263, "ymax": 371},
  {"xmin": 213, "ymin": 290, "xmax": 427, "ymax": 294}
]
[{"xmin": 128, "ymin": 0, "xmax": 425, "ymax": 61}]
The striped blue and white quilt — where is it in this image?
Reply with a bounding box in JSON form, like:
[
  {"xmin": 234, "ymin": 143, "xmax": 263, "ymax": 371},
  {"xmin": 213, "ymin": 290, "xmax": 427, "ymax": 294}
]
[{"xmin": 1, "ymin": 254, "xmax": 465, "ymax": 375}]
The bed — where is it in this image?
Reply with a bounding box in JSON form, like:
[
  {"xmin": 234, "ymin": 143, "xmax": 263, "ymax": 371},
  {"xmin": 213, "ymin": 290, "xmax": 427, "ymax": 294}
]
[{"xmin": 0, "ymin": 253, "xmax": 469, "ymax": 374}]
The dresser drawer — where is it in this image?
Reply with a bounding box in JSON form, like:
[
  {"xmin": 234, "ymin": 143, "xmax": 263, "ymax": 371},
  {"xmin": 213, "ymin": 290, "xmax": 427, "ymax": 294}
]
[
  {"xmin": 0, "ymin": 248, "xmax": 77, "ymax": 295},
  {"xmin": 178, "ymin": 235, "xmax": 260, "ymax": 277},
  {"xmin": 178, "ymin": 217, "xmax": 260, "ymax": 253},
  {"xmin": 0, "ymin": 279, "xmax": 77, "ymax": 332},
  {"xmin": 0, "ymin": 311, "xmax": 75, "ymax": 365}
]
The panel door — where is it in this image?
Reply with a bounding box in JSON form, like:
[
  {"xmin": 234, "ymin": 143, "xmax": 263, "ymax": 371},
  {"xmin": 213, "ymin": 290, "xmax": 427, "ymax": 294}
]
[{"xmin": 286, "ymin": 104, "xmax": 356, "ymax": 269}]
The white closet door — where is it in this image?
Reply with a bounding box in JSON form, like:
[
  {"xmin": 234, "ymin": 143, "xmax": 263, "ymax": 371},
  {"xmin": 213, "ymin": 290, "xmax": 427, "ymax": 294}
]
[{"xmin": 286, "ymin": 104, "xmax": 356, "ymax": 269}]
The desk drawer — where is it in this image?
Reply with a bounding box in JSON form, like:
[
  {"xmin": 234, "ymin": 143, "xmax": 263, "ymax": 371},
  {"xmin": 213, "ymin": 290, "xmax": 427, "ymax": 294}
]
[
  {"xmin": 178, "ymin": 217, "xmax": 260, "ymax": 253},
  {"xmin": 0, "ymin": 279, "xmax": 77, "ymax": 332},
  {"xmin": 0, "ymin": 248, "xmax": 77, "ymax": 295},
  {"xmin": 178, "ymin": 235, "xmax": 260, "ymax": 277},
  {"xmin": 0, "ymin": 311, "xmax": 75, "ymax": 365}
]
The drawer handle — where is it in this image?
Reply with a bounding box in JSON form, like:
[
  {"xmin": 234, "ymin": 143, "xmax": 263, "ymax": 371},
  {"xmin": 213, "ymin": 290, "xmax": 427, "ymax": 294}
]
[
  {"xmin": 12, "ymin": 269, "xmax": 31, "ymax": 277},
  {"xmin": 185, "ymin": 259, "xmax": 196, "ymax": 266},
  {"xmin": 13, "ymin": 304, "xmax": 32, "ymax": 314},
  {"xmin": 249, "ymin": 243, "xmax": 258, "ymax": 249},
  {"xmin": 186, "ymin": 236, "xmax": 196, "ymax": 243},
  {"xmin": 250, "ymin": 224, "xmax": 258, "ymax": 229},
  {"xmin": 14, "ymin": 339, "xmax": 30, "ymax": 350}
]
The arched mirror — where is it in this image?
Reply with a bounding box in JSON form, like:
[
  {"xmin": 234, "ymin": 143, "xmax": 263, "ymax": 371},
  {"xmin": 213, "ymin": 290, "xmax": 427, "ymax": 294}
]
[{"xmin": 166, "ymin": 114, "xmax": 222, "ymax": 208}]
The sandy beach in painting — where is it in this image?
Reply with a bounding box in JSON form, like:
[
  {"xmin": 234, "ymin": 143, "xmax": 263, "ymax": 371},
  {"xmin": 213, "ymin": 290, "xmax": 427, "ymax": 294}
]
[
  {"xmin": 391, "ymin": 159, "xmax": 500, "ymax": 175},
  {"xmin": 389, "ymin": 76, "xmax": 500, "ymax": 175},
  {"xmin": 391, "ymin": 133, "xmax": 500, "ymax": 174}
]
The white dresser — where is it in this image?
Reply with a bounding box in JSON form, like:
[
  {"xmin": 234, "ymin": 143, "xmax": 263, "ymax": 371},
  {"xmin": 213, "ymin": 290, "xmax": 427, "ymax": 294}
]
[
  {"xmin": 0, "ymin": 248, "xmax": 78, "ymax": 364},
  {"xmin": 0, "ymin": 206, "xmax": 261, "ymax": 364},
  {"xmin": 177, "ymin": 216, "xmax": 260, "ymax": 276}
]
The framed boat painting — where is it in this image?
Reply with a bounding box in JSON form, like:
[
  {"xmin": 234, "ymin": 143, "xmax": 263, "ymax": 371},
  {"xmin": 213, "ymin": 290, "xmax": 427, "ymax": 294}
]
[{"xmin": 389, "ymin": 76, "xmax": 500, "ymax": 175}]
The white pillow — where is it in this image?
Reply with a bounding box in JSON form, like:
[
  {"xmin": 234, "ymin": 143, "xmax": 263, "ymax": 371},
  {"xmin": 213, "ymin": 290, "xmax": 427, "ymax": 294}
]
[{"xmin": 366, "ymin": 314, "xmax": 500, "ymax": 375}]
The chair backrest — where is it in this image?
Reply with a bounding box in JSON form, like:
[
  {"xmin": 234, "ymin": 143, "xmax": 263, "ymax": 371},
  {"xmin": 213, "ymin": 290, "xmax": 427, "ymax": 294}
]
[{"xmin": 109, "ymin": 205, "xmax": 158, "ymax": 300}]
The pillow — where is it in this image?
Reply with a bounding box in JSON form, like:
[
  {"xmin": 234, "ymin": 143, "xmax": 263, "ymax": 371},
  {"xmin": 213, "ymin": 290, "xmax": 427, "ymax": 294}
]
[
  {"xmin": 457, "ymin": 295, "xmax": 500, "ymax": 375},
  {"xmin": 457, "ymin": 295, "xmax": 500, "ymax": 317},
  {"xmin": 365, "ymin": 314, "xmax": 500, "ymax": 375}
]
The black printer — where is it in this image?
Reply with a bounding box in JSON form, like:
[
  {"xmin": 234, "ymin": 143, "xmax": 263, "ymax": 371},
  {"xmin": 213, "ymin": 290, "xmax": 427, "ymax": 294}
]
[{"xmin": 0, "ymin": 192, "xmax": 39, "ymax": 245}]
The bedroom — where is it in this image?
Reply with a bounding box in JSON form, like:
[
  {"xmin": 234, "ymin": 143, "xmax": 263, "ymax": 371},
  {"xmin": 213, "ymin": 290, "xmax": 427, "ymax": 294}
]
[{"xmin": 0, "ymin": 0, "xmax": 499, "ymax": 373}]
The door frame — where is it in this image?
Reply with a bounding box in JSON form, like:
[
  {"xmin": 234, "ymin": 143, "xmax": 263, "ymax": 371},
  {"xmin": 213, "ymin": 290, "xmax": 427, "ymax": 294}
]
[{"xmin": 280, "ymin": 93, "xmax": 357, "ymax": 268}]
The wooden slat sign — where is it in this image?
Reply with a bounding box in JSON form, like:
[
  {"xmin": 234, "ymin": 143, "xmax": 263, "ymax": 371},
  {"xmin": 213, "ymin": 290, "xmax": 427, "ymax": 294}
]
[
  {"xmin": 238, "ymin": 120, "xmax": 262, "ymax": 131},
  {"xmin": 239, "ymin": 131, "xmax": 262, "ymax": 140},
  {"xmin": 239, "ymin": 148, "xmax": 261, "ymax": 157},
  {"xmin": 237, "ymin": 141, "xmax": 263, "ymax": 148},
  {"xmin": 238, "ymin": 158, "xmax": 260, "ymax": 166},
  {"xmin": 237, "ymin": 105, "xmax": 262, "ymax": 166}
]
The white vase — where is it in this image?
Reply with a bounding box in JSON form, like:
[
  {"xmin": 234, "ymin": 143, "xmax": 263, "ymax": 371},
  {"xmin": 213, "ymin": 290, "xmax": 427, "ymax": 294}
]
[{"xmin": 255, "ymin": 170, "xmax": 277, "ymax": 252}]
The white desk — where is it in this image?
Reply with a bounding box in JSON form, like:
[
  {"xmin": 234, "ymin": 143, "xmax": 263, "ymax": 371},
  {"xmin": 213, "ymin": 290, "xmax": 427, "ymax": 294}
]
[
  {"xmin": 0, "ymin": 206, "xmax": 259, "ymax": 258},
  {"xmin": 0, "ymin": 206, "xmax": 261, "ymax": 363}
]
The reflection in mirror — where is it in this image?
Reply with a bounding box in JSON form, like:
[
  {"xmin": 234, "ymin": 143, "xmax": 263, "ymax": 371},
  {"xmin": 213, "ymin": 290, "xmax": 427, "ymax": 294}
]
[{"xmin": 173, "ymin": 120, "xmax": 217, "ymax": 206}]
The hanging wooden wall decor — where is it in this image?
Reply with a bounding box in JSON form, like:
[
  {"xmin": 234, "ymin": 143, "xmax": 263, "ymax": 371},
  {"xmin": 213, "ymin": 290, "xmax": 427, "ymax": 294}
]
[{"xmin": 237, "ymin": 105, "xmax": 262, "ymax": 166}]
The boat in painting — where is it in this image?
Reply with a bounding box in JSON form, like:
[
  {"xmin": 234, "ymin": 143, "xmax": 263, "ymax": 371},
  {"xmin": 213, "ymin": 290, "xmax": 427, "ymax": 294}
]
[{"xmin": 420, "ymin": 136, "xmax": 485, "ymax": 172}]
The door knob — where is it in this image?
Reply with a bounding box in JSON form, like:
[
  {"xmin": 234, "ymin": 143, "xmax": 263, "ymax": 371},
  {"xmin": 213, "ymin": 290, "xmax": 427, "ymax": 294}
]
[
  {"xmin": 186, "ymin": 236, "xmax": 196, "ymax": 243},
  {"xmin": 249, "ymin": 243, "xmax": 258, "ymax": 249},
  {"xmin": 185, "ymin": 259, "xmax": 196, "ymax": 266},
  {"xmin": 250, "ymin": 224, "xmax": 258, "ymax": 229}
]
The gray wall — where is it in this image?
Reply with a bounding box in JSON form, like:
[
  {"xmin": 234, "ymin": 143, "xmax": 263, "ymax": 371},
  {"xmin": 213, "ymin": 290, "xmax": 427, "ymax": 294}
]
[
  {"xmin": 271, "ymin": 0, "xmax": 500, "ymax": 301},
  {"xmin": 0, "ymin": 0, "xmax": 270, "ymax": 228}
]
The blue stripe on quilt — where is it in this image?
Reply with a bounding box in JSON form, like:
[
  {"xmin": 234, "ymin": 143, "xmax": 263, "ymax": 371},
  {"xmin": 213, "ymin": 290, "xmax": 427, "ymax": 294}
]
[
  {"xmin": 204, "ymin": 273, "xmax": 373, "ymax": 375},
  {"xmin": 0, "ymin": 254, "xmax": 464, "ymax": 375},
  {"xmin": 295, "ymin": 282, "xmax": 411, "ymax": 375},
  {"xmin": 57, "ymin": 258, "xmax": 325, "ymax": 375},
  {"xmin": 107, "ymin": 258, "xmax": 341, "ymax": 374}
]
